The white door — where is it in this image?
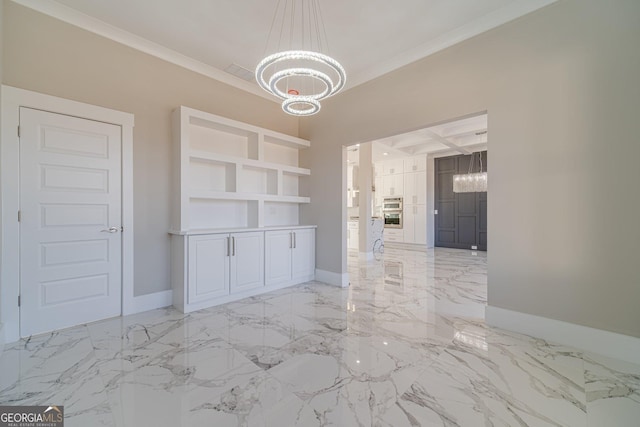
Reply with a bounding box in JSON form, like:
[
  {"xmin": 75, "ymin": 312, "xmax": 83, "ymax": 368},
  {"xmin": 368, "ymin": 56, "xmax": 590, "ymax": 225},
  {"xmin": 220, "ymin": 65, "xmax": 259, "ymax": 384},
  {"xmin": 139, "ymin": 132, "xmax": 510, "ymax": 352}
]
[
  {"xmin": 229, "ymin": 232, "xmax": 264, "ymax": 293},
  {"xmin": 188, "ymin": 234, "xmax": 230, "ymax": 303},
  {"xmin": 265, "ymin": 230, "xmax": 292, "ymax": 286},
  {"xmin": 292, "ymin": 229, "xmax": 315, "ymax": 281},
  {"xmin": 20, "ymin": 108, "xmax": 122, "ymax": 336}
]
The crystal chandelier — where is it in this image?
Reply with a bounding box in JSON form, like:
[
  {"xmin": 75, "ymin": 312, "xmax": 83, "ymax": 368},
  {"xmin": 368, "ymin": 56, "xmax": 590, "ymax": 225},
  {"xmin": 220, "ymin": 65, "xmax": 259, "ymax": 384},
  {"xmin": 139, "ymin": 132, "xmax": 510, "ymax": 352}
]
[
  {"xmin": 453, "ymin": 152, "xmax": 487, "ymax": 193},
  {"xmin": 256, "ymin": 0, "xmax": 346, "ymax": 116}
]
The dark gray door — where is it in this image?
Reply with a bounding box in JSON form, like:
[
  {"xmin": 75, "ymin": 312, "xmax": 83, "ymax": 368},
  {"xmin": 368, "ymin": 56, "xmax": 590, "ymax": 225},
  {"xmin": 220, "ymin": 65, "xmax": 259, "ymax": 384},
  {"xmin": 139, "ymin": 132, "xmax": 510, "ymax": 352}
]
[{"xmin": 435, "ymin": 152, "xmax": 487, "ymax": 251}]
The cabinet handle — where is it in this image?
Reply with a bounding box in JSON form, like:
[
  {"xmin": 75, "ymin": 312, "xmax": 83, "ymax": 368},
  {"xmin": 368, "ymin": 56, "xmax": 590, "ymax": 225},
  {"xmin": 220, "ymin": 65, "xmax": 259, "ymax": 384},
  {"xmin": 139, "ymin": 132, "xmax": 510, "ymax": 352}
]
[
  {"xmin": 293, "ymin": 232, "xmax": 297, "ymax": 248},
  {"xmin": 290, "ymin": 232, "xmax": 293, "ymax": 249},
  {"xmin": 226, "ymin": 237, "xmax": 230, "ymax": 257},
  {"xmin": 232, "ymin": 236, "xmax": 236, "ymax": 256}
]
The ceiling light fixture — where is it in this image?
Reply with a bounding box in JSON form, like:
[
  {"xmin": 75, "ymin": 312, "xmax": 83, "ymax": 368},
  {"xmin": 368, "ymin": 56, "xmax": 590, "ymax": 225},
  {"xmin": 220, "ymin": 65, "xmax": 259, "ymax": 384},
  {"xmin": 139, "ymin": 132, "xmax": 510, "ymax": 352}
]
[
  {"xmin": 256, "ymin": 0, "xmax": 346, "ymax": 116},
  {"xmin": 453, "ymin": 152, "xmax": 487, "ymax": 193}
]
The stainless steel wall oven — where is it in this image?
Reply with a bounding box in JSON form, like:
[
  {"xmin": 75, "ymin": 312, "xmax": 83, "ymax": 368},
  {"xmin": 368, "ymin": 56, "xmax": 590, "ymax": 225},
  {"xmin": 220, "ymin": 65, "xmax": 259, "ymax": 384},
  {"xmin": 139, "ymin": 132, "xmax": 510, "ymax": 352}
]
[{"xmin": 382, "ymin": 197, "xmax": 403, "ymax": 229}]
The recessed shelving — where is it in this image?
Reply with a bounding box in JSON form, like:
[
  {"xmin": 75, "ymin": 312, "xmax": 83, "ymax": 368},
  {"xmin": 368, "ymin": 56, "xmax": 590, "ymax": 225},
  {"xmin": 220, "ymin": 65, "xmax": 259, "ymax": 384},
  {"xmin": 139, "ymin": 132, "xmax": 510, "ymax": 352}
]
[{"xmin": 172, "ymin": 106, "xmax": 311, "ymax": 231}]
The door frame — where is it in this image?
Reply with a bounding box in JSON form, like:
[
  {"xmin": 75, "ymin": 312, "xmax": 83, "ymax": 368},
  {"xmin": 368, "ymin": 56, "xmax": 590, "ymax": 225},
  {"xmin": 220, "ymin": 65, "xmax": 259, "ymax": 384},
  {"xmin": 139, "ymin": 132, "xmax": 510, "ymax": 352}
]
[{"xmin": 1, "ymin": 85, "xmax": 135, "ymax": 343}]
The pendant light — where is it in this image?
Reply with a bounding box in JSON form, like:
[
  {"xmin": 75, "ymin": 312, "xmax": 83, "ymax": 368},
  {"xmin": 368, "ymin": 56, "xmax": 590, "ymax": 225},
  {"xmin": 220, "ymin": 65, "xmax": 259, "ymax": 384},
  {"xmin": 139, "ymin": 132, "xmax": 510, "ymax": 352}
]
[
  {"xmin": 256, "ymin": 0, "xmax": 346, "ymax": 116},
  {"xmin": 453, "ymin": 152, "xmax": 488, "ymax": 193}
]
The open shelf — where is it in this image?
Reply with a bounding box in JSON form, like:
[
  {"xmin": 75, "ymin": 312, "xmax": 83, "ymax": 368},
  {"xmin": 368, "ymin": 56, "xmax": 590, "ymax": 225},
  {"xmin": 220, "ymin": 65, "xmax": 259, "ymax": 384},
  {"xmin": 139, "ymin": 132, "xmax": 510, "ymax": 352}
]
[{"xmin": 173, "ymin": 106, "xmax": 311, "ymax": 231}]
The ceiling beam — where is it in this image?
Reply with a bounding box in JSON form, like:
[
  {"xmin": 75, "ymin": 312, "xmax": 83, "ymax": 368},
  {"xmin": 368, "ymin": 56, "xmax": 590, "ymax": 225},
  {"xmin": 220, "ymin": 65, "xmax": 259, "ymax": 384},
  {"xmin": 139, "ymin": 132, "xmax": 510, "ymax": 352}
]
[{"xmin": 423, "ymin": 130, "xmax": 471, "ymax": 154}]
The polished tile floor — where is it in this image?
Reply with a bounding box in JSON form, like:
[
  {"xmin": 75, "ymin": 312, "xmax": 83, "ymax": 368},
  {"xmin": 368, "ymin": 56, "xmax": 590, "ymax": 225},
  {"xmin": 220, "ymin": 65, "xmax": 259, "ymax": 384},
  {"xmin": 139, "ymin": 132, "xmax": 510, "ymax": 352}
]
[{"xmin": 1, "ymin": 247, "xmax": 639, "ymax": 426}]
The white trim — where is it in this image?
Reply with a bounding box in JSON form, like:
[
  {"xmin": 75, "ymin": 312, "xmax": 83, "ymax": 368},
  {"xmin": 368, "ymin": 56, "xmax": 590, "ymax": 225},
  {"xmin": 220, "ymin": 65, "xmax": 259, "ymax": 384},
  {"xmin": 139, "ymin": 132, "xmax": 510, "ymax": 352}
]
[
  {"xmin": 0, "ymin": 85, "xmax": 135, "ymax": 343},
  {"xmin": 486, "ymin": 306, "xmax": 640, "ymax": 365},
  {"xmin": 10, "ymin": 0, "xmax": 557, "ymax": 94},
  {"xmin": 125, "ymin": 290, "xmax": 173, "ymax": 315},
  {"xmin": 347, "ymin": 0, "xmax": 559, "ymax": 88},
  {"xmin": 10, "ymin": 0, "xmax": 276, "ymax": 103},
  {"xmin": 315, "ymin": 269, "xmax": 349, "ymax": 288}
]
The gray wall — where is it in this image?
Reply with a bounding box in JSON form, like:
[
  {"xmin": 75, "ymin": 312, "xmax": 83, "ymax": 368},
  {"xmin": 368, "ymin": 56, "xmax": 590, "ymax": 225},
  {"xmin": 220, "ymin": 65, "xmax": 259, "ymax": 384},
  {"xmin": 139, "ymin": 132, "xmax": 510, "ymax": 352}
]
[
  {"xmin": 1, "ymin": 1, "xmax": 298, "ymax": 296},
  {"xmin": 300, "ymin": 0, "xmax": 640, "ymax": 338}
]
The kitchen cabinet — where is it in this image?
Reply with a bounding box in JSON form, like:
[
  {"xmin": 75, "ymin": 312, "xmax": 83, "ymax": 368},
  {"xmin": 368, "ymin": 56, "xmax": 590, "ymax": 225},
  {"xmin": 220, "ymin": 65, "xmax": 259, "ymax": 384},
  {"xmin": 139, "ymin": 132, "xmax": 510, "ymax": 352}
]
[
  {"xmin": 265, "ymin": 228, "xmax": 315, "ymax": 286},
  {"xmin": 403, "ymin": 205, "xmax": 427, "ymax": 244},
  {"xmin": 404, "ymin": 156, "xmax": 426, "ymax": 172},
  {"xmin": 382, "ymin": 174, "xmax": 404, "ymax": 196},
  {"xmin": 382, "ymin": 158, "xmax": 404, "ymax": 175},
  {"xmin": 404, "ymin": 171, "xmax": 427, "ymax": 205},
  {"xmin": 384, "ymin": 228, "xmax": 404, "ymax": 243},
  {"xmin": 187, "ymin": 231, "xmax": 264, "ymax": 305}
]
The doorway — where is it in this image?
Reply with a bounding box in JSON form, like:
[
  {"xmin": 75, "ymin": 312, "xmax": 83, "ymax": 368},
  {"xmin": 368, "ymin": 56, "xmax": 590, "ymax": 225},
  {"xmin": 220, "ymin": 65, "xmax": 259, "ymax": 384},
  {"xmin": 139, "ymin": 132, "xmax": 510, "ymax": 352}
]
[{"xmin": 1, "ymin": 86, "xmax": 134, "ymax": 342}]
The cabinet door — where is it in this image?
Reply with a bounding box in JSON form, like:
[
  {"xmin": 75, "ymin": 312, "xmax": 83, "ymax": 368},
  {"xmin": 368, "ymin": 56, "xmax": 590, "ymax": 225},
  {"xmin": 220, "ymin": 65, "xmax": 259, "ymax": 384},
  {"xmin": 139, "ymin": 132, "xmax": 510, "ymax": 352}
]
[
  {"xmin": 229, "ymin": 232, "xmax": 264, "ymax": 293},
  {"xmin": 404, "ymin": 172, "xmax": 417, "ymax": 204},
  {"xmin": 292, "ymin": 228, "xmax": 315, "ymax": 281},
  {"xmin": 404, "ymin": 156, "xmax": 426, "ymax": 172},
  {"xmin": 393, "ymin": 174, "xmax": 404, "ymax": 196},
  {"xmin": 384, "ymin": 228, "xmax": 403, "ymax": 242},
  {"xmin": 403, "ymin": 206, "xmax": 416, "ymax": 243},
  {"xmin": 414, "ymin": 205, "xmax": 427, "ymax": 244},
  {"xmin": 415, "ymin": 171, "xmax": 427, "ymax": 205},
  {"xmin": 382, "ymin": 175, "xmax": 394, "ymax": 196},
  {"xmin": 265, "ymin": 230, "xmax": 293, "ymax": 286},
  {"xmin": 383, "ymin": 158, "xmax": 404, "ymax": 175},
  {"xmin": 188, "ymin": 234, "xmax": 229, "ymax": 303}
]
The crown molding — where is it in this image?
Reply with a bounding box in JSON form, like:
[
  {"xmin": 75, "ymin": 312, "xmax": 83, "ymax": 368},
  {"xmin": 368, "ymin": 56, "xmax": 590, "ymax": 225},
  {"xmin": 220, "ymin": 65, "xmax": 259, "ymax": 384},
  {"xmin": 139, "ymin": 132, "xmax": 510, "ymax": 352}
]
[
  {"xmin": 346, "ymin": 0, "xmax": 558, "ymax": 89},
  {"xmin": 11, "ymin": 0, "xmax": 279, "ymax": 103},
  {"xmin": 12, "ymin": 0, "xmax": 557, "ymax": 97}
]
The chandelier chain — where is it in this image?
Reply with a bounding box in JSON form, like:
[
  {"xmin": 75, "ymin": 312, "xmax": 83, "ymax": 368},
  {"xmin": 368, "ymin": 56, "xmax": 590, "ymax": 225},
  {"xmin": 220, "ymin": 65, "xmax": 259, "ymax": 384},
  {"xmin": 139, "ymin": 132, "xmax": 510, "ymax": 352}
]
[{"xmin": 256, "ymin": 0, "xmax": 345, "ymax": 116}]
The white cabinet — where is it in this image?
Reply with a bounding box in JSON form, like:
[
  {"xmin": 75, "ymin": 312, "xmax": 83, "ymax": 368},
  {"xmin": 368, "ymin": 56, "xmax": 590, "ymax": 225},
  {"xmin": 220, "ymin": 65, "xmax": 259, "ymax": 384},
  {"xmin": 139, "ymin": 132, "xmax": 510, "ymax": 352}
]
[
  {"xmin": 265, "ymin": 228, "xmax": 315, "ymax": 286},
  {"xmin": 382, "ymin": 158, "xmax": 404, "ymax": 175},
  {"xmin": 384, "ymin": 228, "xmax": 404, "ymax": 243},
  {"xmin": 229, "ymin": 232, "xmax": 265, "ymax": 293},
  {"xmin": 170, "ymin": 106, "xmax": 317, "ymax": 313},
  {"xmin": 404, "ymin": 171, "xmax": 426, "ymax": 205},
  {"xmin": 404, "ymin": 156, "xmax": 426, "ymax": 173},
  {"xmin": 382, "ymin": 174, "xmax": 404, "ymax": 196},
  {"xmin": 403, "ymin": 205, "xmax": 427, "ymax": 244},
  {"xmin": 187, "ymin": 234, "xmax": 229, "ymax": 303},
  {"xmin": 173, "ymin": 227, "xmax": 315, "ymax": 313},
  {"xmin": 187, "ymin": 231, "xmax": 264, "ymax": 305}
]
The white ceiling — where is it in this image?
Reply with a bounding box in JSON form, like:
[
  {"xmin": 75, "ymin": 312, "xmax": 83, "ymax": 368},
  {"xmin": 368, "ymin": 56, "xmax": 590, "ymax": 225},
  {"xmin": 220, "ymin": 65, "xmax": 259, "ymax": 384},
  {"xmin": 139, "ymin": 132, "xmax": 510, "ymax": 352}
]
[
  {"xmin": 369, "ymin": 114, "xmax": 488, "ymax": 162},
  {"xmin": 20, "ymin": 0, "xmax": 557, "ymax": 98}
]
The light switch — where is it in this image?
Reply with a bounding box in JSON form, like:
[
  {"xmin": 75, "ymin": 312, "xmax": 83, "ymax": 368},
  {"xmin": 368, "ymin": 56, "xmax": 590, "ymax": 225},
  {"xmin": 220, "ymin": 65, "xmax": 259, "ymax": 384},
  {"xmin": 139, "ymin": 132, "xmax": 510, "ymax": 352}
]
[{"xmin": 434, "ymin": 210, "xmax": 438, "ymax": 215}]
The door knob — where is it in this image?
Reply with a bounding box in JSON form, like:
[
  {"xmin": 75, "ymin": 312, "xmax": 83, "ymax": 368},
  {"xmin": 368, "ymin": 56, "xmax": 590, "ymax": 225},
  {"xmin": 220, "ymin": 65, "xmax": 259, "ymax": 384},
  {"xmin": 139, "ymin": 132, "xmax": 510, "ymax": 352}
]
[{"xmin": 100, "ymin": 227, "xmax": 120, "ymax": 233}]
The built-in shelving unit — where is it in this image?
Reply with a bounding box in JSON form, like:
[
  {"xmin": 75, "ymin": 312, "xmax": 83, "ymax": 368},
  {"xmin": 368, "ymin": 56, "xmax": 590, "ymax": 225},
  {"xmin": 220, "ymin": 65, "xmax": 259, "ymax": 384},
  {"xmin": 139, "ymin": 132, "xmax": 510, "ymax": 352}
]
[
  {"xmin": 172, "ymin": 106, "xmax": 311, "ymax": 231},
  {"xmin": 170, "ymin": 106, "xmax": 315, "ymax": 313}
]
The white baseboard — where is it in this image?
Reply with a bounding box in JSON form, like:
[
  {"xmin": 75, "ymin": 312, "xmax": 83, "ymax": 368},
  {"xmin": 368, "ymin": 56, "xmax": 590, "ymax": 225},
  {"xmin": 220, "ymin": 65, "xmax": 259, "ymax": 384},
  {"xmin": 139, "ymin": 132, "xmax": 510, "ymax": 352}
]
[
  {"xmin": 124, "ymin": 290, "xmax": 173, "ymax": 315},
  {"xmin": 315, "ymin": 269, "xmax": 349, "ymax": 288},
  {"xmin": 486, "ymin": 306, "xmax": 640, "ymax": 365}
]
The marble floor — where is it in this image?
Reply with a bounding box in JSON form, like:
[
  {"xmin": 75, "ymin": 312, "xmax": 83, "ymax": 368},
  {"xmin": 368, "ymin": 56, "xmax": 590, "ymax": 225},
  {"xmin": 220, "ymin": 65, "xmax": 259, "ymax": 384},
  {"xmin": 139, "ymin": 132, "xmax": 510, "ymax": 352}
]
[{"xmin": 1, "ymin": 247, "xmax": 639, "ymax": 426}]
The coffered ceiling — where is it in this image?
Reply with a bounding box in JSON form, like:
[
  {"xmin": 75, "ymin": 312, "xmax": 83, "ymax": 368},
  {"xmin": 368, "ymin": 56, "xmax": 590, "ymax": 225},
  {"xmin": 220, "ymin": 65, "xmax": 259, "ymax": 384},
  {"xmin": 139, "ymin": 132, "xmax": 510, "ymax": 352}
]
[
  {"xmin": 371, "ymin": 114, "xmax": 488, "ymax": 162},
  {"xmin": 15, "ymin": 0, "xmax": 557, "ymax": 100}
]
